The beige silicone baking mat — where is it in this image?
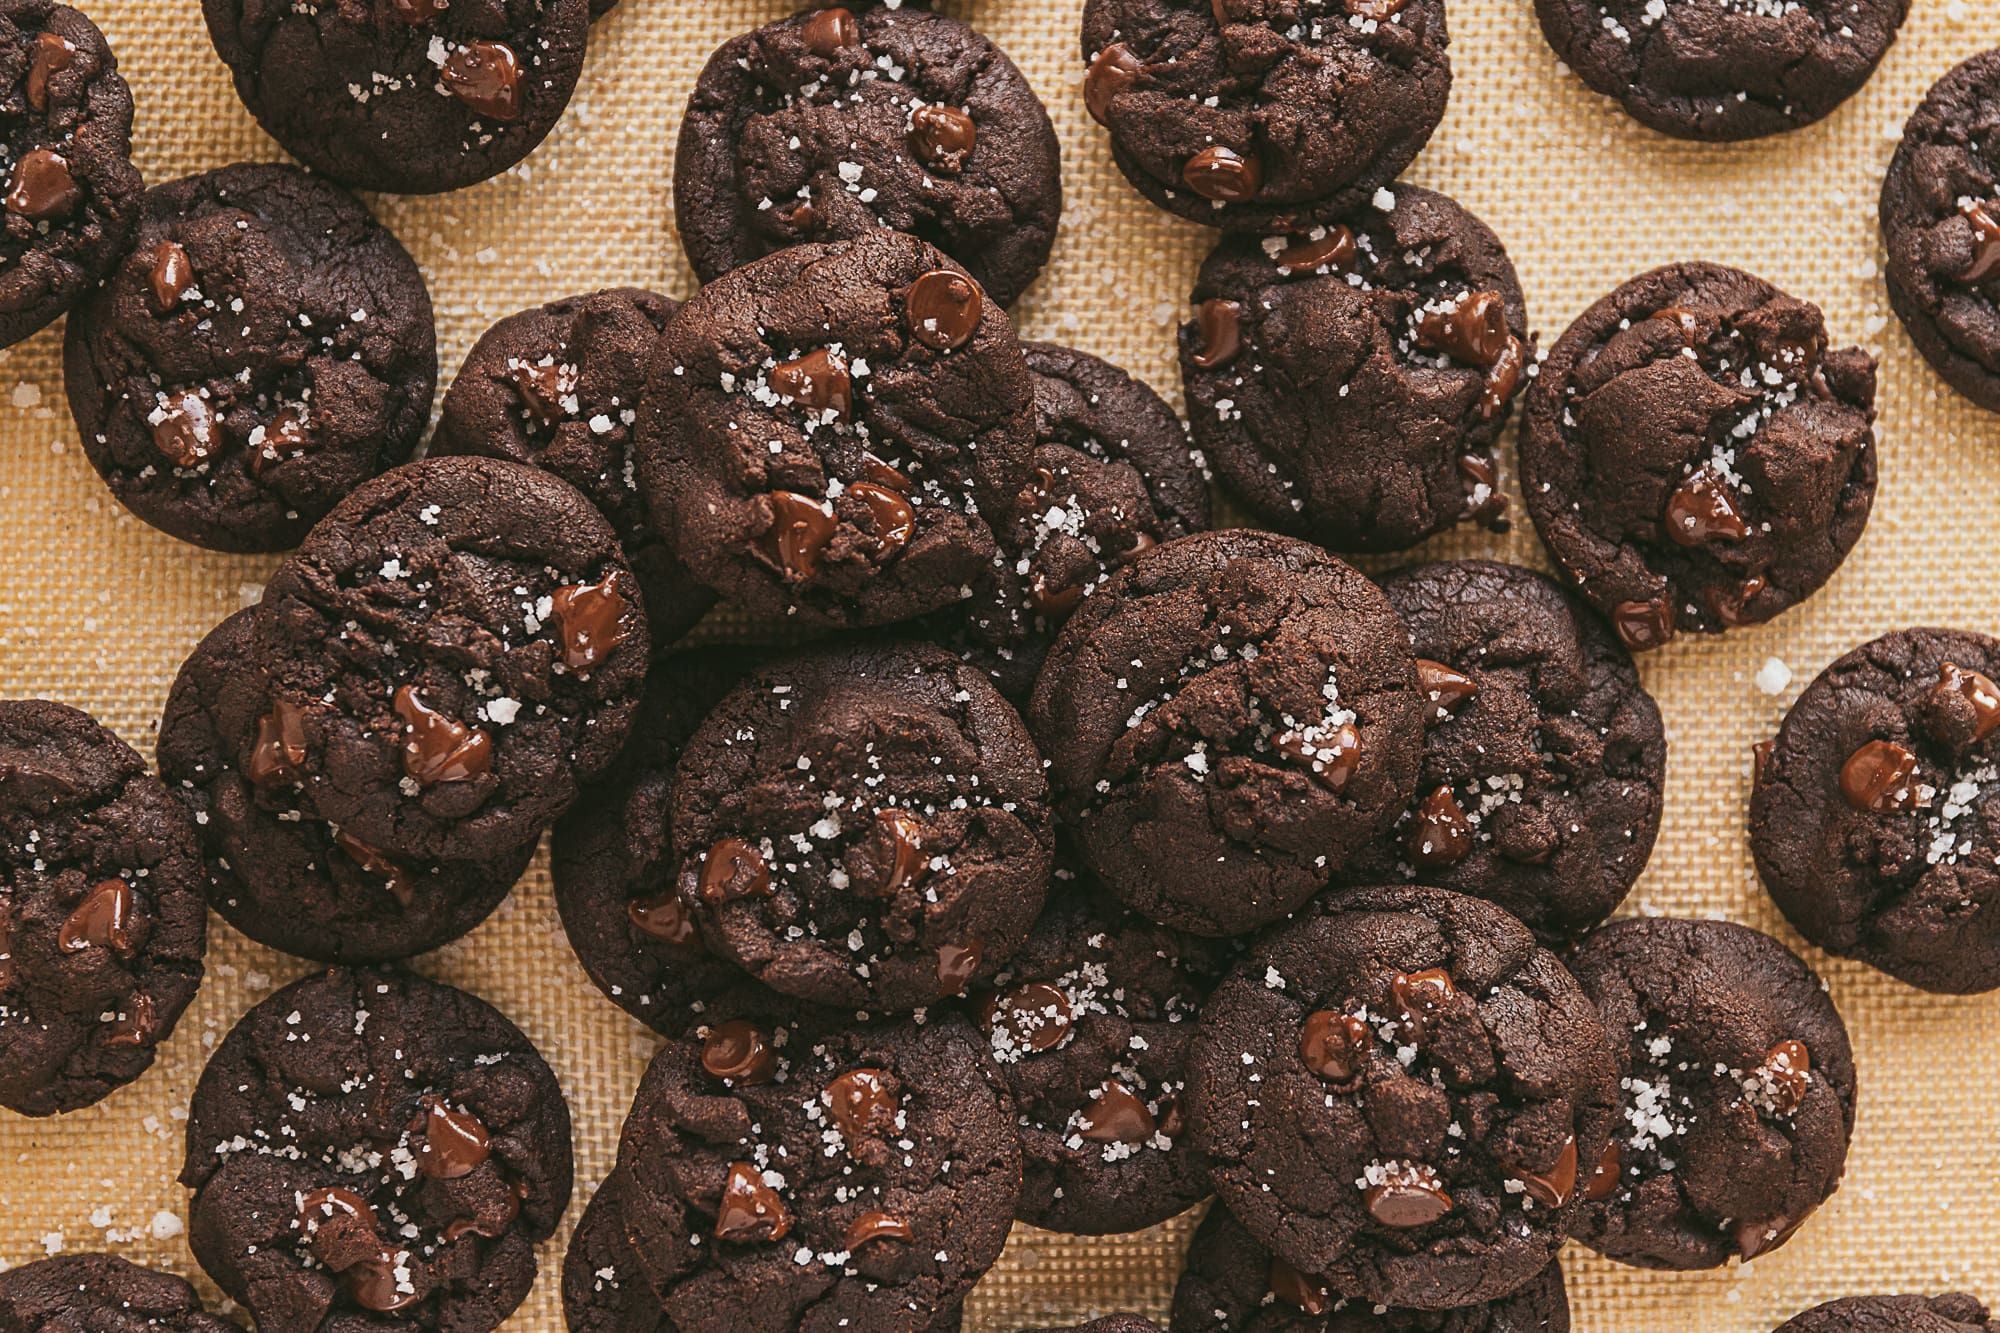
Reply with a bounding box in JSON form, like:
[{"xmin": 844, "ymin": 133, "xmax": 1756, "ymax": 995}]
[{"xmin": 2, "ymin": 0, "xmax": 1998, "ymax": 1328}]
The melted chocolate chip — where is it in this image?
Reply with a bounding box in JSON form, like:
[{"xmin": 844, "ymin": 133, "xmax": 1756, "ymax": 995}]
[
  {"xmin": 0, "ymin": 906, "xmax": 16, "ymax": 992},
  {"xmin": 58, "ymin": 878, "xmax": 136, "ymax": 956},
  {"xmin": 1363, "ymin": 1164, "xmax": 1453, "ymax": 1228},
  {"xmin": 1612, "ymin": 598, "xmax": 1675, "ymax": 653},
  {"xmin": 1181, "ymin": 146, "xmax": 1261, "ymax": 202},
  {"xmin": 769, "ymin": 348, "xmax": 853, "ymax": 422},
  {"xmin": 1299, "ymin": 1010, "xmax": 1371, "ymax": 1084},
  {"xmin": 1933, "ymin": 661, "xmax": 2000, "ymax": 742},
  {"xmin": 1760, "ymin": 1039, "xmax": 1812, "ymax": 1116},
  {"xmin": 1084, "ymin": 42, "xmax": 1143, "ymax": 124},
  {"xmin": 1664, "ymin": 468, "xmax": 1749, "ymax": 546},
  {"xmin": 909, "ymin": 104, "xmax": 976, "ymax": 174},
  {"xmin": 715, "ymin": 1161, "xmax": 792, "ymax": 1243},
  {"xmin": 441, "ymin": 41, "xmax": 521, "ymax": 122},
  {"xmin": 415, "ymin": 1097, "xmax": 491, "ymax": 1180},
  {"xmin": 627, "ymin": 892, "xmax": 700, "ymax": 946},
  {"xmin": 702, "ymin": 1019, "xmax": 778, "ymax": 1084},
  {"xmin": 24, "ymin": 31, "xmax": 74, "ymax": 112},
  {"xmin": 1585, "ymin": 1140, "xmax": 1621, "ymax": 1201},
  {"xmin": 392, "ymin": 686, "xmax": 493, "ymax": 785},
  {"xmin": 245, "ymin": 699, "xmax": 309, "ymax": 789},
  {"xmin": 1268, "ymin": 1256, "xmax": 1333, "ymax": 1316},
  {"xmin": 1277, "ymin": 226, "xmax": 1357, "ymax": 275},
  {"xmin": 1405, "ymin": 786, "xmax": 1473, "ymax": 866},
  {"xmin": 5, "ymin": 147, "xmax": 78, "ymax": 220},
  {"xmin": 861, "ymin": 452, "xmax": 911, "ymax": 493},
  {"xmin": 857, "ymin": 809, "xmax": 927, "ymax": 897},
  {"xmin": 696, "ymin": 837, "xmax": 772, "ymax": 904},
  {"xmin": 1515, "ymin": 1135, "xmax": 1578, "ymax": 1208},
  {"xmin": 986, "ymin": 981, "xmax": 1073, "ymax": 1053},
  {"xmin": 842, "ymin": 1210, "xmax": 912, "ymax": 1251},
  {"xmin": 905, "ymin": 269, "xmax": 983, "ymax": 351},
  {"xmin": 1963, "ymin": 199, "xmax": 2000, "ymax": 285},
  {"xmin": 824, "ymin": 1068, "xmax": 899, "ymax": 1144},
  {"xmin": 1076, "ymin": 1079, "xmax": 1155, "ymax": 1144},
  {"xmin": 147, "ymin": 241, "xmax": 194, "ymax": 315},
  {"xmin": 801, "ymin": 6, "xmax": 860, "ymax": 56},
  {"xmin": 1711, "ymin": 575, "xmax": 1766, "ymax": 628},
  {"xmin": 1029, "ymin": 571, "xmax": 1086, "ymax": 618},
  {"xmin": 251, "ymin": 407, "xmax": 312, "ymax": 476},
  {"xmin": 1390, "ymin": 968, "xmax": 1457, "ymax": 1036},
  {"xmin": 507, "ymin": 358, "xmax": 571, "ymax": 428},
  {"xmin": 1481, "ymin": 336, "xmax": 1525, "ymax": 420},
  {"xmin": 1737, "ymin": 1214, "xmax": 1803, "ymax": 1261},
  {"xmin": 851, "ymin": 482, "xmax": 914, "ymax": 560},
  {"xmin": 1415, "ymin": 659, "xmax": 1477, "ymax": 725},
  {"xmin": 762, "ymin": 490, "xmax": 838, "ymax": 580},
  {"xmin": 104, "ymin": 991, "xmax": 157, "ymax": 1048},
  {"xmin": 151, "ymin": 389, "xmax": 217, "ymax": 468},
  {"xmin": 1273, "ymin": 718, "xmax": 1360, "ymax": 792},
  {"xmin": 1838, "ymin": 739, "xmax": 1921, "ymax": 812},
  {"xmin": 1191, "ymin": 298, "xmax": 1243, "ymax": 370},
  {"xmin": 936, "ymin": 938, "xmax": 982, "ymax": 996},
  {"xmin": 333, "ymin": 831, "xmax": 417, "ymax": 906},
  {"xmin": 548, "ymin": 577, "xmax": 632, "ymax": 673},
  {"xmin": 1414, "ymin": 290, "xmax": 1511, "ymax": 366},
  {"xmin": 343, "ymin": 1249, "xmax": 422, "ymax": 1313},
  {"xmin": 298, "ymin": 1185, "xmax": 375, "ymax": 1238}
]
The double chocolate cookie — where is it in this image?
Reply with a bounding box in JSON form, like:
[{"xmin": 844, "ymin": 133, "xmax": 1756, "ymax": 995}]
[
  {"xmin": 1180, "ymin": 186, "xmax": 1527, "ymax": 552},
  {"xmin": 434, "ymin": 288, "xmax": 714, "ymax": 648},
  {"xmin": 63, "ymin": 163, "xmax": 437, "ymax": 552},
  {"xmin": 1187, "ymin": 886, "xmax": 1619, "ymax": 1310},
  {"xmin": 1774, "ymin": 1296, "xmax": 1994, "ymax": 1332},
  {"xmin": 201, "ymin": 0, "xmax": 588, "ymax": 194},
  {"xmin": 159, "ymin": 610, "xmax": 533, "ymax": 964},
  {"xmin": 252, "ymin": 456, "xmax": 650, "ymax": 864},
  {"xmin": 1521, "ymin": 262, "xmax": 1877, "ymax": 650},
  {"xmin": 676, "ymin": 5, "xmax": 1061, "ymax": 308},
  {"xmin": 1751, "ymin": 628, "xmax": 2000, "ymax": 994},
  {"xmin": 561, "ymin": 1172, "xmax": 665, "ymax": 1333},
  {"xmin": 1338, "ymin": 560, "xmax": 1666, "ymax": 944},
  {"xmin": 1881, "ymin": 51, "xmax": 2000, "ymax": 413},
  {"xmin": 1079, "ymin": 0, "xmax": 1450, "ymax": 230},
  {"xmin": 1028, "ymin": 530, "xmax": 1424, "ymax": 937},
  {"xmin": 0, "ymin": 1253, "xmax": 241, "ymax": 1333},
  {"xmin": 0, "ymin": 699, "xmax": 206, "ymax": 1116},
  {"xmin": 1567, "ymin": 918, "xmax": 1857, "ymax": 1269},
  {"xmin": 636, "ymin": 229, "xmax": 1036, "ymax": 629},
  {"xmin": 670, "ymin": 641, "xmax": 1053, "ymax": 1011},
  {"xmin": 0, "ymin": 0, "xmax": 141, "ymax": 349},
  {"xmin": 1169, "ymin": 1208, "xmax": 1571, "ymax": 1332},
  {"xmin": 181, "ymin": 967, "xmax": 573, "ymax": 1333}
]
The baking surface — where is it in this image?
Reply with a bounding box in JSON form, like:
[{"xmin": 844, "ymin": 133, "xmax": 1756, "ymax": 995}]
[{"xmin": 0, "ymin": 0, "xmax": 1997, "ymax": 1327}]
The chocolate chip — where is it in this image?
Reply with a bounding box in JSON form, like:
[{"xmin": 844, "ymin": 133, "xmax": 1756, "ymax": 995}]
[
  {"xmin": 150, "ymin": 389, "xmax": 217, "ymax": 468},
  {"xmin": 904, "ymin": 269, "xmax": 983, "ymax": 351},
  {"xmin": 985, "ymin": 981, "xmax": 1074, "ymax": 1053},
  {"xmin": 1299, "ymin": 1010, "xmax": 1371, "ymax": 1084},
  {"xmin": 801, "ymin": 6, "xmax": 860, "ymax": 56},
  {"xmin": 343, "ymin": 1249, "xmax": 423, "ymax": 1312},
  {"xmin": 695, "ymin": 838, "xmax": 772, "ymax": 904},
  {"xmin": 1190, "ymin": 298, "xmax": 1244, "ymax": 369},
  {"xmin": 147, "ymin": 241, "xmax": 194, "ymax": 315},
  {"xmin": 761, "ymin": 490, "xmax": 837, "ymax": 580},
  {"xmin": 1076, "ymin": 1078, "xmax": 1155, "ymax": 1144},
  {"xmin": 1963, "ymin": 199, "xmax": 2000, "ymax": 284},
  {"xmin": 1664, "ymin": 467, "xmax": 1749, "ymax": 546},
  {"xmin": 1405, "ymin": 786, "xmax": 1473, "ymax": 866},
  {"xmin": 414, "ymin": 1097, "xmax": 490, "ymax": 1179},
  {"xmin": 507, "ymin": 358, "xmax": 573, "ymax": 428},
  {"xmin": 1736, "ymin": 1214, "xmax": 1803, "ymax": 1261},
  {"xmin": 1710, "ymin": 575, "xmax": 1767, "ymax": 628},
  {"xmin": 1390, "ymin": 968, "xmax": 1457, "ymax": 1035},
  {"xmin": 861, "ymin": 452, "xmax": 912, "ymax": 493},
  {"xmin": 769, "ymin": 348, "xmax": 853, "ymax": 422},
  {"xmin": 1584, "ymin": 1139, "xmax": 1621, "ymax": 1201},
  {"xmin": 855, "ymin": 809, "xmax": 926, "ymax": 897},
  {"xmin": 1758, "ymin": 1038, "xmax": 1812, "ymax": 1115},
  {"xmin": 701, "ymin": 1019, "xmax": 778, "ymax": 1084},
  {"xmin": 850, "ymin": 482, "xmax": 914, "ymax": 560},
  {"xmin": 936, "ymin": 938, "xmax": 982, "ymax": 996},
  {"xmin": 104, "ymin": 991, "xmax": 157, "ymax": 1048},
  {"xmin": 548, "ymin": 577, "xmax": 632, "ymax": 673},
  {"xmin": 245, "ymin": 699, "xmax": 309, "ymax": 789},
  {"xmin": 1612, "ymin": 598, "xmax": 1675, "ymax": 653},
  {"xmin": 1273, "ymin": 717, "xmax": 1360, "ymax": 792},
  {"xmin": 24, "ymin": 31, "xmax": 74, "ymax": 112},
  {"xmin": 909, "ymin": 104, "xmax": 976, "ymax": 174},
  {"xmin": 1931, "ymin": 661, "xmax": 2000, "ymax": 742},
  {"xmin": 4, "ymin": 147, "xmax": 79, "ymax": 221},
  {"xmin": 1480, "ymin": 336, "xmax": 1525, "ymax": 420},
  {"xmin": 626, "ymin": 893, "xmax": 701, "ymax": 947},
  {"xmin": 824, "ymin": 1068, "xmax": 899, "ymax": 1144},
  {"xmin": 1413, "ymin": 290, "xmax": 1512, "ymax": 367},
  {"xmin": 1514, "ymin": 1135, "xmax": 1577, "ymax": 1208},
  {"xmin": 392, "ymin": 685, "xmax": 493, "ymax": 785},
  {"xmin": 715, "ymin": 1162, "xmax": 792, "ymax": 1243},
  {"xmin": 1028, "ymin": 571, "xmax": 1086, "ymax": 618},
  {"xmin": 333, "ymin": 831, "xmax": 417, "ymax": 906},
  {"xmin": 1838, "ymin": 739, "xmax": 1921, "ymax": 812},
  {"xmin": 1277, "ymin": 226, "xmax": 1357, "ymax": 275},
  {"xmin": 1415, "ymin": 659, "xmax": 1477, "ymax": 725},
  {"xmin": 442, "ymin": 41, "xmax": 521, "ymax": 122},
  {"xmin": 1084, "ymin": 43, "xmax": 1142, "ymax": 125},
  {"xmin": 1268, "ymin": 1256, "xmax": 1332, "ymax": 1316},
  {"xmin": 250, "ymin": 406, "xmax": 312, "ymax": 477},
  {"xmin": 58, "ymin": 878, "xmax": 136, "ymax": 956},
  {"xmin": 842, "ymin": 1210, "xmax": 913, "ymax": 1251},
  {"xmin": 1181, "ymin": 145, "xmax": 1261, "ymax": 202},
  {"xmin": 1363, "ymin": 1164, "xmax": 1453, "ymax": 1228}
]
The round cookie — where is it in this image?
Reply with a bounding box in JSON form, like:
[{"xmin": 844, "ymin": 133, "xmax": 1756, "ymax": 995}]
[
  {"xmin": 549, "ymin": 650, "xmax": 763, "ymax": 1033},
  {"xmin": 0, "ymin": 1254, "xmax": 241, "ymax": 1333},
  {"xmin": 1338, "ymin": 560, "xmax": 1666, "ymax": 945},
  {"xmin": 252, "ymin": 455, "xmax": 650, "ymax": 864},
  {"xmin": 0, "ymin": 699, "xmax": 207, "ymax": 1116},
  {"xmin": 62, "ymin": 163, "xmax": 438, "ymax": 552},
  {"xmin": 1750, "ymin": 627, "xmax": 2000, "ymax": 994},
  {"xmin": 1028, "ymin": 529, "xmax": 1424, "ymax": 937},
  {"xmin": 1567, "ymin": 918, "xmax": 1857, "ymax": 1269},
  {"xmin": 611, "ymin": 1005, "xmax": 1019, "ymax": 1333},
  {"xmin": 158, "ymin": 609, "xmax": 533, "ymax": 964},
  {"xmin": 635, "ymin": 229, "xmax": 1036, "ymax": 630},
  {"xmin": 200, "ymin": 0, "xmax": 588, "ymax": 194},
  {"xmin": 562, "ymin": 1171, "xmax": 667, "ymax": 1333},
  {"xmin": 434, "ymin": 289, "xmax": 715, "ymax": 648},
  {"xmin": 1880, "ymin": 51, "xmax": 2000, "ymax": 414},
  {"xmin": 1520, "ymin": 262, "xmax": 1877, "ymax": 651},
  {"xmin": 1078, "ymin": 0, "xmax": 1451, "ymax": 231},
  {"xmin": 0, "ymin": 0, "xmax": 142, "ymax": 349},
  {"xmin": 1180, "ymin": 186, "xmax": 1528, "ymax": 553},
  {"xmin": 180, "ymin": 967, "xmax": 573, "ymax": 1333},
  {"xmin": 974, "ymin": 873, "xmax": 1231, "ymax": 1234},
  {"xmin": 670, "ymin": 641, "xmax": 1054, "ymax": 1011},
  {"xmin": 1774, "ymin": 1296, "xmax": 1994, "ymax": 1332},
  {"xmin": 1169, "ymin": 1207, "xmax": 1571, "ymax": 1332},
  {"xmin": 1534, "ymin": 0, "xmax": 1907, "ymax": 142},
  {"xmin": 1187, "ymin": 886, "xmax": 1619, "ymax": 1311},
  {"xmin": 675, "ymin": 5, "xmax": 1061, "ymax": 309}
]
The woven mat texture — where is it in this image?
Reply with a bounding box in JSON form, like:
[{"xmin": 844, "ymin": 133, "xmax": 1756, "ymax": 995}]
[{"xmin": 0, "ymin": 0, "xmax": 1997, "ymax": 1328}]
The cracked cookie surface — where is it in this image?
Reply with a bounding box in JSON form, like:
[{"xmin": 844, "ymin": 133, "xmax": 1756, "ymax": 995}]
[
  {"xmin": 0, "ymin": 1253, "xmax": 242, "ymax": 1333},
  {"xmin": 1774, "ymin": 1295, "xmax": 1995, "ymax": 1332}
]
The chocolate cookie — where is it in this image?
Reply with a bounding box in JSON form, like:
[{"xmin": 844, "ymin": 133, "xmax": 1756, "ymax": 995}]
[
  {"xmin": 63, "ymin": 163, "xmax": 437, "ymax": 552},
  {"xmin": 1774, "ymin": 1296, "xmax": 1995, "ymax": 1332},
  {"xmin": 180, "ymin": 967, "xmax": 573, "ymax": 1333},
  {"xmin": 0, "ymin": 0, "xmax": 141, "ymax": 349},
  {"xmin": 975, "ymin": 874, "xmax": 1230, "ymax": 1234},
  {"xmin": 158, "ymin": 610, "xmax": 533, "ymax": 964},
  {"xmin": 1027, "ymin": 1321, "xmax": 1163, "ymax": 1333},
  {"xmin": 1180, "ymin": 186, "xmax": 1527, "ymax": 552},
  {"xmin": 0, "ymin": 699, "xmax": 206, "ymax": 1116},
  {"xmin": 611, "ymin": 1005, "xmax": 1018, "ymax": 1333},
  {"xmin": 1520, "ymin": 262, "xmax": 1876, "ymax": 651},
  {"xmin": 1337, "ymin": 560, "xmax": 1666, "ymax": 944},
  {"xmin": 1750, "ymin": 628, "xmax": 2000, "ymax": 994},
  {"xmin": 635, "ymin": 229, "xmax": 1036, "ymax": 630},
  {"xmin": 1079, "ymin": 0, "xmax": 1450, "ymax": 230},
  {"xmin": 434, "ymin": 288, "xmax": 714, "ymax": 648},
  {"xmin": 1880, "ymin": 51, "xmax": 2000, "ymax": 414},
  {"xmin": 675, "ymin": 5, "xmax": 1061, "ymax": 309},
  {"xmin": 562, "ymin": 1171, "xmax": 666, "ymax": 1333},
  {"xmin": 1187, "ymin": 886, "xmax": 1619, "ymax": 1310},
  {"xmin": 1535, "ymin": 0, "xmax": 1906, "ymax": 141},
  {"xmin": 0, "ymin": 1253, "xmax": 241, "ymax": 1333},
  {"xmin": 670, "ymin": 641, "xmax": 1053, "ymax": 1011},
  {"xmin": 1028, "ymin": 529, "xmax": 1424, "ymax": 937},
  {"xmin": 1169, "ymin": 1207, "xmax": 1571, "ymax": 1332},
  {"xmin": 1566, "ymin": 918, "xmax": 1856, "ymax": 1269},
  {"xmin": 549, "ymin": 650, "xmax": 762, "ymax": 1033},
  {"xmin": 201, "ymin": 0, "xmax": 588, "ymax": 194},
  {"xmin": 252, "ymin": 455, "xmax": 650, "ymax": 864}
]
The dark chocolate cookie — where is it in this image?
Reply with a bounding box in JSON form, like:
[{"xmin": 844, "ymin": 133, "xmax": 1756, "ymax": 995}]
[
  {"xmin": 0, "ymin": 1253, "xmax": 241, "ymax": 1333},
  {"xmin": 562, "ymin": 1170, "xmax": 666, "ymax": 1333},
  {"xmin": 635, "ymin": 229, "xmax": 1036, "ymax": 630},
  {"xmin": 181, "ymin": 967, "xmax": 573, "ymax": 1333},
  {"xmin": 63, "ymin": 163, "xmax": 437, "ymax": 552},
  {"xmin": 1180, "ymin": 186, "xmax": 1527, "ymax": 552},
  {"xmin": 1079, "ymin": 0, "xmax": 1450, "ymax": 230},
  {"xmin": 1027, "ymin": 1320, "xmax": 1164, "ymax": 1333},
  {"xmin": 201, "ymin": 0, "xmax": 588, "ymax": 194},
  {"xmin": 1187, "ymin": 886, "xmax": 1619, "ymax": 1310},
  {"xmin": 1520, "ymin": 262, "xmax": 1876, "ymax": 651},
  {"xmin": 1880, "ymin": 50, "xmax": 2000, "ymax": 414},
  {"xmin": 0, "ymin": 0, "xmax": 141, "ymax": 349},
  {"xmin": 974, "ymin": 874, "xmax": 1230, "ymax": 1234},
  {"xmin": 1750, "ymin": 627, "xmax": 2000, "ymax": 994},
  {"xmin": 1169, "ymin": 1207, "xmax": 1571, "ymax": 1332},
  {"xmin": 434, "ymin": 288, "xmax": 714, "ymax": 649},
  {"xmin": 1567, "ymin": 918, "xmax": 1856, "ymax": 1269},
  {"xmin": 549, "ymin": 650, "xmax": 764, "ymax": 1033},
  {"xmin": 1774, "ymin": 1295, "xmax": 1995, "ymax": 1332},
  {"xmin": 1028, "ymin": 529, "xmax": 1423, "ymax": 937},
  {"xmin": 1535, "ymin": 0, "xmax": 1906, "ymax": 141},
  {"xmin": 158, "ymin": 609, "xmax": 532, "ymax": 964},
  {"xmin": 1337, "ymin": 560, "xmax": 1665, "ymax": 944},
  {"xmin": 611, "ymin": 1005, "xmax": 1019, "ymax": 1333},
  {"xmin": 670, "ymin": 641, "xmax": 1053, "ymax": 1011},
  {"xmin": 675, "ymin": 5, "xmax": 1061, "ymax": 309},
  {"xmin": 252, "ymin": 455, "xmax": 650, "ymax": 864},
  {"xmin": 0, "ymin": 699, "xmax": 206, "ymax": 1116}
]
